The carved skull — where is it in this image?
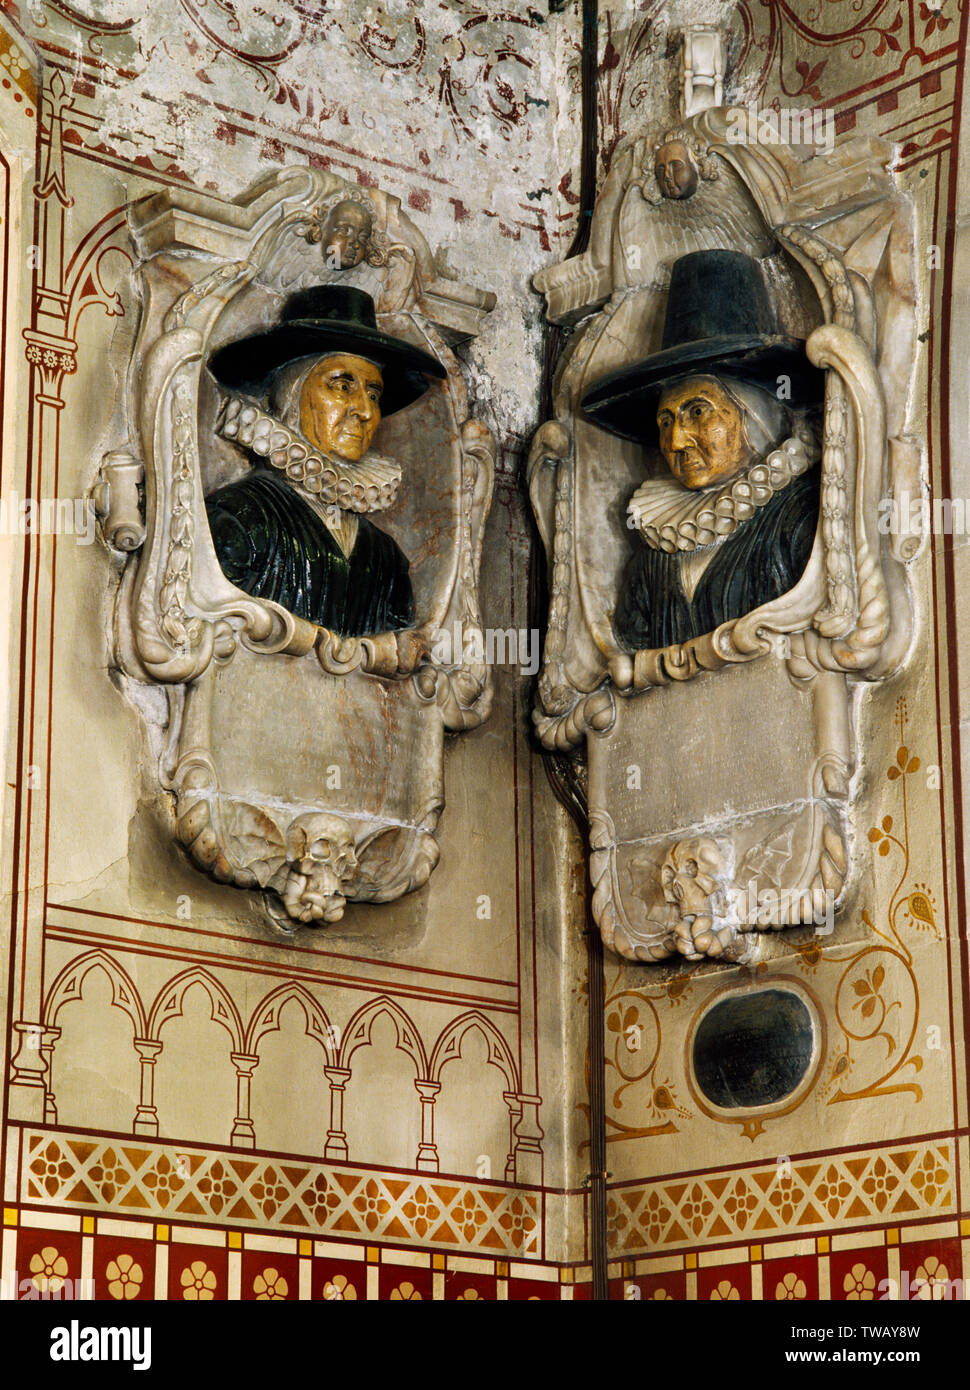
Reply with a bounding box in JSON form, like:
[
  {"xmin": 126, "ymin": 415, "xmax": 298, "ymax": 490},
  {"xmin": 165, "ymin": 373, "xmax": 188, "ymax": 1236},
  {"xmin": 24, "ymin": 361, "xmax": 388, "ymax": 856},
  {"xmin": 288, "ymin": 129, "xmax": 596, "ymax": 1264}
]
[
  {"xmin": 661, "ymin": 837, "xmax": 729, "ymax": 959},
  {"xmin": 281, "ymin": 813, "xmax": 358, "ymax": 925}
]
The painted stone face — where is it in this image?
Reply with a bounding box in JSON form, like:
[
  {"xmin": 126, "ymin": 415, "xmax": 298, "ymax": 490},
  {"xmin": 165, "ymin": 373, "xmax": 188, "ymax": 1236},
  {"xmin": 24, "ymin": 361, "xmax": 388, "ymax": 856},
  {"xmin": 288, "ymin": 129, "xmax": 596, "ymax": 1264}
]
[
  {"xmin": 654, "ymin": 140, "xmax": 699, "ymax": 201},
  {"xmin": 322, "ymin": 199, "xmax": 373, "ymax": 269},
  {"xmin": 299, "ymin": 352, "xmax": 383, "ymax": 461},
  {"xmin": 656, "ymin": 376, "xmax": 753, "ymax": 490}
]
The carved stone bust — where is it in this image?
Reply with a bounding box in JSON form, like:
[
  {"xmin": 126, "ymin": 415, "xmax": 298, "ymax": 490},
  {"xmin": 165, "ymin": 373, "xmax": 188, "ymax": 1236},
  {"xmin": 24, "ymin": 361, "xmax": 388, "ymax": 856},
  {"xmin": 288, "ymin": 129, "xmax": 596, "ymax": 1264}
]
[
  {"xmin": 205, "ymin": 284, "xmax": 446, "ymax": 638},
  {"xmin": 581, "ymin": 250, "xmax": 823, "ymax": 653},
  {"xmin": 96, "ymin": 169, "xmax": 496, "ymax": 933},
  {"xmin": 530, "ymin": 109, "xmax": 915, "ymax": 964}
]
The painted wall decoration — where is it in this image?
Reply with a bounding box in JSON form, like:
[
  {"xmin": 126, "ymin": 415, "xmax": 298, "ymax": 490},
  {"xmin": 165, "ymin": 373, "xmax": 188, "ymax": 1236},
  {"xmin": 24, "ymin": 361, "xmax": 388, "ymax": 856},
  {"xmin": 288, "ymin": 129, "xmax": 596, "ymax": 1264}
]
[
  {"xmin": 0, "ymin": 0, "xmax": 966, "ymax": 1306},
  {"xmin": 1, "ymin": 1, "xmax": 568, "ymax": 1298}
]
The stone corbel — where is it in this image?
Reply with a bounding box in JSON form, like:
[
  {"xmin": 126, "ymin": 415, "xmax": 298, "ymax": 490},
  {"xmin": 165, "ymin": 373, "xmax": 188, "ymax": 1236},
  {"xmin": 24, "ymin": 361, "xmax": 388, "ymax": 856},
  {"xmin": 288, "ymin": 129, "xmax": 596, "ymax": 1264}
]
[
  {"xmin": 681, "ymin": 27, "xmax": 724, "ymax": 118},
  {"xmin": 93, "ymin": 448, "xmax": 145, "ymax": 553}
]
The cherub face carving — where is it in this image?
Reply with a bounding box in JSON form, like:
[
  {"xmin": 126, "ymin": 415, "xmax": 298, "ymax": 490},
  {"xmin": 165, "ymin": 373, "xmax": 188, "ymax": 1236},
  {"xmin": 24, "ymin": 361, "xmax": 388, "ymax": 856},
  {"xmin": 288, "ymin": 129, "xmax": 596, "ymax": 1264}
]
[
  {"xmin": 282, "ymin": 813, "xmax": 358, "ymax": 924},
  {"xmin": 654, "ymin": 140, "xmax": 699, "ymax": 201},
  {"xmin": 322, "ymin": 199, "xmax": 373, "ymax": 270}
]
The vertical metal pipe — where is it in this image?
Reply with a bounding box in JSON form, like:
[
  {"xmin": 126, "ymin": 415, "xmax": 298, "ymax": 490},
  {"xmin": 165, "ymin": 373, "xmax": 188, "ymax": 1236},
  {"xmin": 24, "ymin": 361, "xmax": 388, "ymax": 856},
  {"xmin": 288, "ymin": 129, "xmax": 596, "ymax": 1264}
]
[{"xmin": 533, "ymin": 0, "xmax": 606, "ymax": 1299}]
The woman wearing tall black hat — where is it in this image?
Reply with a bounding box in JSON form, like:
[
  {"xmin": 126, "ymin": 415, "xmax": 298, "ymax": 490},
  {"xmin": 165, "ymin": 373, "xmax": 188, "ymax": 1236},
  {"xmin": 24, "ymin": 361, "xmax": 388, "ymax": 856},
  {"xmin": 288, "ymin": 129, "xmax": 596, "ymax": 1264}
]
[
  {"xmin": 581, "ymin": 250, "xmax": 824, "ymax": 653},
  {"xmin": 205, "ymin": 285, "xmax": 445, "ymax": 638}
]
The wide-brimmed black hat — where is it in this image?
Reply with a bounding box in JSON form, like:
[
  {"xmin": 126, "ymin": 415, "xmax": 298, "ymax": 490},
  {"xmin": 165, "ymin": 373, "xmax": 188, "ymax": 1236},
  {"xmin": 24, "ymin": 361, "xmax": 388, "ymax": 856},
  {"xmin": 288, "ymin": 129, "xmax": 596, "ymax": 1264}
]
[
  {"xmin": 581, "ymin": 250, "xmax": 823, "ymax": 443},
  {"xmin": 207, "ymin": 285, "xmax": 446, "ymax": 416}
]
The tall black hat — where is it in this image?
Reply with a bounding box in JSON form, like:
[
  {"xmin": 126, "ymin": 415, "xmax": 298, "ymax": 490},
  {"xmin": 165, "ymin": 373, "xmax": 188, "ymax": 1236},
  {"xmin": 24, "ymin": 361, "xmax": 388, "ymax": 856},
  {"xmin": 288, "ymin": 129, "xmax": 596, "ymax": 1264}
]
[
  {"xmin": 207, "ymin": 285, "xmax": 446, "ymax": 416},
  {"xmin": 581, "ymin": 250, "xmax": 823, "ymax": 443}
]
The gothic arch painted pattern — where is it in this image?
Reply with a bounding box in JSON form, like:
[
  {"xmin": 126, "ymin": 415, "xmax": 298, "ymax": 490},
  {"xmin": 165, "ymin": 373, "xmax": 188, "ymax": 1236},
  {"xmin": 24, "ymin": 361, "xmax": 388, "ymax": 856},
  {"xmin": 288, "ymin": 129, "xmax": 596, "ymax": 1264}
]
[
  {"xmin": 63, "ymin": 205, "xmax": 131, "ymax": 342},
  {"xmin": 429, "ymin": 1011, "xmax": 520, "ymax": 1092},
  {"xmin": 244, "ymin": 981, "xmax": 337, "ymax": 1064},
  {"xmin": 44, "ymin": 950, "xmax": 147, "ymax": 1037},
  {"xmin": 147, "ymin": 967, "xmax": 244, "ymax": 1051},
  {"xmin": 339, "ymin": 996, "xmax": 428, "ymax": 1076}
]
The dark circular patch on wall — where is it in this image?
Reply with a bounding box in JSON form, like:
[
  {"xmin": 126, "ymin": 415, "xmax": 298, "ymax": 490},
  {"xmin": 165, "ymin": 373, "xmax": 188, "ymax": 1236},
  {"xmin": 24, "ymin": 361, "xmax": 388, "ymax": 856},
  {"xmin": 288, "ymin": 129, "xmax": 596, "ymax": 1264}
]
[{"xmin": 692, "ymin": 989, "xmax": 815, "ymax": 1109}]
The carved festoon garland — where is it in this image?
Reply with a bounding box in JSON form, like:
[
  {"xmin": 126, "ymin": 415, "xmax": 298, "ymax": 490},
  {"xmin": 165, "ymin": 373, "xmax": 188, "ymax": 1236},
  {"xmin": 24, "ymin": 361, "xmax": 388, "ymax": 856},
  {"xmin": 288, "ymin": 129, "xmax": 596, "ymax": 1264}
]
[
  {"xmin": 777, "ymin": 223, "xmax": 858, "ymax": 640},
  {"xmin": 528, "ymin": 420, "xmax": 616, "ymax": 753},
  {"xmin": 162, "ymin": 374, "xmax": 206, "ymax": 657},
  {"xmin": 413, "ymin": 414, "xmax": 495, "ymax": 732}
]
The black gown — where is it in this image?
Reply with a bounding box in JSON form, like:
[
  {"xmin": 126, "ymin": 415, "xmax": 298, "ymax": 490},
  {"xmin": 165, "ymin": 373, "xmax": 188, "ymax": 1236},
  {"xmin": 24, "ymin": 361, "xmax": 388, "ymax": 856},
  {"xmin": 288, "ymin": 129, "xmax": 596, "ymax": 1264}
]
[
  {"xmin": 205, "ymin": 468, "xmax": 415, "ymax": 637},
  {"xmin": 613, "ymin": 468, "xmax": 820, "ymax": 652}
]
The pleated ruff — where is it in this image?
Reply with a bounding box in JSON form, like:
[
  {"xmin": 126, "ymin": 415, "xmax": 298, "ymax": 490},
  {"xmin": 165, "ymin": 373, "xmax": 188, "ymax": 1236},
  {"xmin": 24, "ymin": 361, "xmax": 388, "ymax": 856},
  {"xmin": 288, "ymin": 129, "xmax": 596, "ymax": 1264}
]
[{"xmin": 613, "ymin": 468, "xmax": 820, "ymax": 653}]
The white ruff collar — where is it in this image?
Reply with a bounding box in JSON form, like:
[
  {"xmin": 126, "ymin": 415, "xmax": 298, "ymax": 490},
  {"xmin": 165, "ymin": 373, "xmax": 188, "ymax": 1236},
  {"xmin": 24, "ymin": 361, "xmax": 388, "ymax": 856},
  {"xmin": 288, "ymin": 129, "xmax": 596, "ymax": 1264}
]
[
  {"xmin": 627, "ymin": 428, "xmax": 819, "ymax": 554},
  {"xmin": 216, "ymin": 394, "xmax": 402, "ymax": 515}
]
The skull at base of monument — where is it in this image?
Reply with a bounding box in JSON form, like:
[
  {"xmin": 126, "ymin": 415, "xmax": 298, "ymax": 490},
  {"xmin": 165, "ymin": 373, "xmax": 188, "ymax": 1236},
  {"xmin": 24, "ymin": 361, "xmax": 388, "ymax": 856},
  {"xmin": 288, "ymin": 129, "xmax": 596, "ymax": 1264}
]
[
  {"xmin": 660, "ymin": 836, "xmax": 732, "ymax": 960},
  {"xmin": 281, "ymin": 813, "xmax": 358, "ymax": 924}
]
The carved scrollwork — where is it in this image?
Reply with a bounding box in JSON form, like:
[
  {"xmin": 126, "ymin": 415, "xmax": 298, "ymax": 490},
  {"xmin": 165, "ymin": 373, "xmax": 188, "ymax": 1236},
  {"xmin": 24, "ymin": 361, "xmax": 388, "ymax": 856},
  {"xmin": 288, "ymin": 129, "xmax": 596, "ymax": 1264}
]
[
  {"xmin": 535, "ymin": 689, "xmax": 616, "ymax": 753},
  {"xmin": 105, "ymin": 166, "xmax": 495, "ymax": 927},
  {"xmin": 589, "ymin": 811, "xmax": 681, "ymax": 965},
  {"xmin": 803, "ymin": 322, "xmax": 892, "ymax": 670},
  {"xmin": 532, "ymin": 105, "xmax": 915, "ymax": 961},
  {"xmin": 413, "ymin": 417, "xmax": 495, "ymax": 731}
]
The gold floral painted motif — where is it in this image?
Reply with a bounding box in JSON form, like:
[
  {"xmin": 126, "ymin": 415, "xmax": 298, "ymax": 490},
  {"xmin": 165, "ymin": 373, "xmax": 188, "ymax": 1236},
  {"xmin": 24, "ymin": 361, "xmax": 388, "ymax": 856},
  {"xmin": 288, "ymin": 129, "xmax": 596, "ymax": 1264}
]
[{"xmin": 823, "ymin": 699, "xmax": 939, "ymax": 1105}]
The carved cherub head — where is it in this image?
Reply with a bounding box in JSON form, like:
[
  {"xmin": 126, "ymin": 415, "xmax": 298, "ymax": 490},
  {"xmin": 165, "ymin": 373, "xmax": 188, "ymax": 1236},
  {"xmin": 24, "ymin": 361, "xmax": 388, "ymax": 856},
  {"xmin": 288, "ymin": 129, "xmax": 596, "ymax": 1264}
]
[
  {"xmin": 654, "ymin": 140, "xmax": 699, "ymax": 201},
  {"xmin": 650, "ymin": 130, "xmax": 719, "ymax": 201},
  {"xmin": 322, "ymin": 198, "xmax": 374, "ymax": 270},
  {"xmin": 282, "ymin": 813, "xmax": 358, "ymax": 924}
]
